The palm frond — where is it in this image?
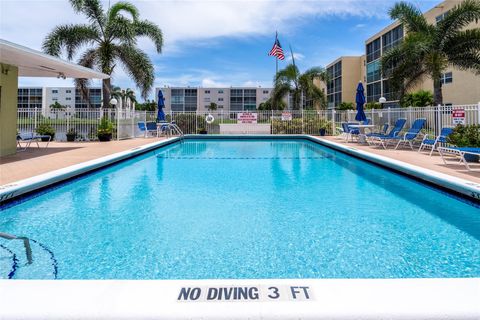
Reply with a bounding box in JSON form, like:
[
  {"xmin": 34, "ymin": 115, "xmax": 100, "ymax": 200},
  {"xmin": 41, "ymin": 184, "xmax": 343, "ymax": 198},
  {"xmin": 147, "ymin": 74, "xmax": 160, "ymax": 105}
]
[
  {"xmin": 134, "ymin": 20, "xmax": 164, "ymax": 53},
  {"xmin": 389, "ymin": 1, "xmax": 429, "ymax": 33},
  {"xmin": 105, "ymin": 15, "xmax": 137, "ymax": 44},
  {"xmin": 438, "ymin": 0, "xmax": 480, "ymax": 40},
  {"xmin": 443, "ymin": 29, "xmax": 480, "ymax": 68},
  {"xmin": 42, "ymin": 24, "xmax": 99, "ymax": 59},
  {"xmin": 69, "ymin": 0, "xmax": 105, "ymax": 28},
  {"xmin": 115, "ymin": 45, "xmax": 154, "ymax": 99},
  {"xmin": 108, "ymin": 1, "xmax": 139, "ymax": 22}
]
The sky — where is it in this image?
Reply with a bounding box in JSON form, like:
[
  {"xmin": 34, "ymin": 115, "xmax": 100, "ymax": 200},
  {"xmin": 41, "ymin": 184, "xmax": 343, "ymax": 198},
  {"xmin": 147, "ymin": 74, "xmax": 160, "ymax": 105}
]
[{"xmin": 0, "ymin": 0, "xmax": 438, "ymax": 101}]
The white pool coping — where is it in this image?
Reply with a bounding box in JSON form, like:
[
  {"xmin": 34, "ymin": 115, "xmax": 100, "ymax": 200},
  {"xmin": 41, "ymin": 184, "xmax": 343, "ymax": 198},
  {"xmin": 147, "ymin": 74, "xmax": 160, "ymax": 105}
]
[
  {"xmin": 0, "ymin": 278, "xmax": 478, "ymax": 319},
  {"xmin": 1, "ymin": 135, "xmax": 479, "ymax": 319}
]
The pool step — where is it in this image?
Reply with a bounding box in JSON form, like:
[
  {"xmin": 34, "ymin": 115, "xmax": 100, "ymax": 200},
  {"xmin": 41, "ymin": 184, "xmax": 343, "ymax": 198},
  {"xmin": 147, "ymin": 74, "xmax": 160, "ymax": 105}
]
[{"xmin": 0, "ymin": 239, "xmax": 57, "ymax": 279}]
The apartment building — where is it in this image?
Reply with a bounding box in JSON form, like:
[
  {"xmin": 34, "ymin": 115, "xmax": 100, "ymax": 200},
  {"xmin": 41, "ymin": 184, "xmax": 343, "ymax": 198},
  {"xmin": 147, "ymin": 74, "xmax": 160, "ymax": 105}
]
[
  {"xmin": 156, "ymin": 87, "xmax": 273, "ymax": 112},
  {"xmin": 325, "ymin": 0, "xmax": 480, "ymax": 108},
  {"xmin": 17, "ymin": 87, "xmax": 103, "ymax": 111},
  {"xmin": 364, "ymin": 0, "xmax": 480, "ymax": 106},
  {"xmin": 325, "ymin": 56, "xmax": 366, "ymax": 109}
]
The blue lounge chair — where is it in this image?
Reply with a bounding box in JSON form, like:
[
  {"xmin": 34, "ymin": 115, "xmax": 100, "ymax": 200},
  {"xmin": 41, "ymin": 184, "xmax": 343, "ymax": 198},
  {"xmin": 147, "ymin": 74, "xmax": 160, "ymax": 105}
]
[
  {"xmin": 392, "ymin": 118, "xmax": 426, "ymax": 150},
  {"xmin": 137, "ymin": 122, "xmax": 157, "ymax": 137},
  {"xmin": 438, "ymin": 147, "xmax": 480, "ymax": 171},
  {"xmin": 418, "ymin": 127, "xmax": 454, "ymax": 156},
  {"xmin": 16, "ymin": 133, "xmax": 51, "ymax": 151},
  {"xmin": 368, "ymin": 118, "xmax": 407, "ymax": 149}
]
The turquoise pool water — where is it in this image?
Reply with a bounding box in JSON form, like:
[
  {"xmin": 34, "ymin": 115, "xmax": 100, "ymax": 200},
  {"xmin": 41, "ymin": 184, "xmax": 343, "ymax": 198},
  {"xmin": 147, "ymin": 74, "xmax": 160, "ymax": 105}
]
[{"xmin": 1, "ymin": 139, "xmax": 479, "ymax": 279}]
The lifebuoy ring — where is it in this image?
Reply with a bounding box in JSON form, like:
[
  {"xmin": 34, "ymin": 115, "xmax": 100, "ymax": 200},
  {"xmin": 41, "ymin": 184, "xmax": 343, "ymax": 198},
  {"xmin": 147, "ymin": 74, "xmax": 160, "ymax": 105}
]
[{"xmin": 206, "ymin": 114, "xmax": 215, "ymax": 124}]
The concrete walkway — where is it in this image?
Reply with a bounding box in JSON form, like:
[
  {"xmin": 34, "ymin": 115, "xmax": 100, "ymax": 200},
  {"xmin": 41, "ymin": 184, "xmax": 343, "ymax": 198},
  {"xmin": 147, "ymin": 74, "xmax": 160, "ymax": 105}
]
[
  {"xmin": 0, "ymin": 138, "xmax": 165, "ymax": 185},
  {"xmin": 321, "ymin": 136, "xmax": 480, "ymax": 184}
]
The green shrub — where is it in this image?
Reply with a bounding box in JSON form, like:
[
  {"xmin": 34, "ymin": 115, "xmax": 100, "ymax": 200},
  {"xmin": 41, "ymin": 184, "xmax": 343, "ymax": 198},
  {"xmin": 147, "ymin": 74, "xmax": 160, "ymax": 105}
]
[
  {"xmin": 338, "ymin": 102, "xmax": 354, "ymax": 110},
  {"xmin": 36, "ymin": 124, "xmax": 55, "ymax": 139},
  {"xmin": 365, "ymin": 102, "xmax": 382, "ymax": 109},
  {"xmin": 272, "ymin": 117, "xmax": 331, "ymax": 134},
  {"xmin": 170, "ymin": 114, "xmax": 205, "ymax": 134},
  {"xmin": 400, "ymin": 90, "xmax": 434, "ymax": 107},
  {"xmin": 447, "ymin": 125, "xmax": 480, "ymax": 147},
  {"xmin": 97, "ymin": 117, "xmax": 113, "ymax": 135}
]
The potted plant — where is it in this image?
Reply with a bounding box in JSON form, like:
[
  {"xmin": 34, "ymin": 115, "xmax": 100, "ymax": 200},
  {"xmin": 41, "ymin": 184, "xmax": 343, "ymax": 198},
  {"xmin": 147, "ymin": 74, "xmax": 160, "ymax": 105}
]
[
  {"xmin": 66, "ymin": 128, "xmax": 77, "ymax": 142},
  {"xmin": 97, "ymin": 117, "xmax": 114, "ymax": 141},
  {"xmin": 36, "ymin": 124, "xmax": 55, "ymax": 141},
  {"xmin": 198, "ymin": 127, "xmax": 208, "ymax": 134},
  {"xmin": 319, "ymin": 123, "xmax": 327, "ymax": 136},
  {"xmin": 447, "ymin": 124, "xmax": 480, "ymax": 162}
]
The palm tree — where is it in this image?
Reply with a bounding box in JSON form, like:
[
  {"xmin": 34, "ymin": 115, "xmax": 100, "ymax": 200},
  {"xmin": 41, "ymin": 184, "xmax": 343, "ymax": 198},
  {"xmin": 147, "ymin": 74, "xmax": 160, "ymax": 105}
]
[
  {"xmin": 382, "ymin": 0, "xmax": 480, "ymax": 105},
  {"xmin": 111, "ymin": 86, "xmax": 137, "ymax": 109},
  {"xmin": 42, "ymin": 0, "xmax": 163, "ymax": 108},
  {"xmin": 272, "ymin": 64, "xmax": 328, "ymax": 110}
]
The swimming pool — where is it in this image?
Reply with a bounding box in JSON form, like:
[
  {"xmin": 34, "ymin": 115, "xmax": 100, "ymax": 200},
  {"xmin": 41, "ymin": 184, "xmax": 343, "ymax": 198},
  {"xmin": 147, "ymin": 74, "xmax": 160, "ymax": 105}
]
[{"xmin": 1, "ymin": 138, "xmax": 479, "ymax": 279}]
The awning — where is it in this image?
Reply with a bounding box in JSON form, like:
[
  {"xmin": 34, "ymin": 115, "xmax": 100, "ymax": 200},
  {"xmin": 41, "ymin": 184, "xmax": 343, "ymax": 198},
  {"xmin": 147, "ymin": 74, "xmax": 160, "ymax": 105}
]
[{"xmin": 0, "ymin": 39, "xmax": 109, "ymax": 79}]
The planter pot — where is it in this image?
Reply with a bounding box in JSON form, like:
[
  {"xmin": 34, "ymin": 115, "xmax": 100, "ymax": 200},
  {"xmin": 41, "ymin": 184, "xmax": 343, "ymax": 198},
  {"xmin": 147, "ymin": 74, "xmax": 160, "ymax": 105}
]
[
  {"xmin": 40, "ymin": 134, "xmax": 54, "ymax": 142},
  {"xmin": 319, "ymin": 128, "xmax": 326, "ymax": 136},
  {"xmin": 66, "ymin": 134, "xmax": 76, "ymax": 142},
  {"xmin": 97, "ymin": 133, "xmax": 112, "ymax": 141},
  {"xmin": 464, "ymin": 153, "xmax": 479, "ymax": 162}
]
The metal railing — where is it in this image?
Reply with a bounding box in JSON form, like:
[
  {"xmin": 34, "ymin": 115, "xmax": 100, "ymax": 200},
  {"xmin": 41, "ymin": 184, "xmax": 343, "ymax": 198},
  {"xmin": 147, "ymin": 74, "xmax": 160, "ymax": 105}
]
[
  {"xmin": 17, "ymin": 104, "xmax": 480, "ymax": 141},
  {"xmin": 0, "ymin": 232, "xmax": 33, "ymax": 264}
]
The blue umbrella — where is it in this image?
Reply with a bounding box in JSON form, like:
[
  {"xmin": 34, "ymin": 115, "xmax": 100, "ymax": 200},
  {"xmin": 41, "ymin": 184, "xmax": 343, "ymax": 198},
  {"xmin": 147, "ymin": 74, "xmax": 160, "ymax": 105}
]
[
  {"xmin": 157, "ymin": 90, "xmax": 166, "ymax": 122},
  {"xmin": 355, "ymin": 82, "xmax": 367, "ymax": 122}
]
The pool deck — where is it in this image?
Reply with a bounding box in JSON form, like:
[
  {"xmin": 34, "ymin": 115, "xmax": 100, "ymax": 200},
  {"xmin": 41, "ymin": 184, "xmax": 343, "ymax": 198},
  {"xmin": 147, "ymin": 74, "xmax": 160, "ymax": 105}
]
[
  {"xmin": 320, "ymin": 136, "xmax": 480, "ymax": 184},
  {"xmin": 0, "ymin": 138, "xmax": 166, "ymax": 185},
  {"xmin": 1, "ymin": 135, "xmax": 479, "ymax": 186}
]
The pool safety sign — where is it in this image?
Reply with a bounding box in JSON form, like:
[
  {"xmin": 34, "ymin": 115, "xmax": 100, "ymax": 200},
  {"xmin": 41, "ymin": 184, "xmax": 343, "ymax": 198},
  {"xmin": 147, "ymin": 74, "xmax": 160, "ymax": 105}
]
[
  {"xmin": 452, "ymin": 108, "xmax": 465, "ymax": 125},
  {"xmin": 281, "ymin": 112, "xmax": 292, "ymax": 121},
  {"xmin": 177, "ymin": 285, "xmax": 312, "ymax": 302},
  {"xmin": 237, "ymin": 112, "xmax": 258, "ymax": 124}
]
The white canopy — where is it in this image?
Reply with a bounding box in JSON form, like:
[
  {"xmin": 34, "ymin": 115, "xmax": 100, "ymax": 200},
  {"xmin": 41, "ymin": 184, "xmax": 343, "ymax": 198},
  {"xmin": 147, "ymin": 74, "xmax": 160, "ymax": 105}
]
[{"xmin": 0, "ymin": 39, "xmax": 108, "ymax": 79}]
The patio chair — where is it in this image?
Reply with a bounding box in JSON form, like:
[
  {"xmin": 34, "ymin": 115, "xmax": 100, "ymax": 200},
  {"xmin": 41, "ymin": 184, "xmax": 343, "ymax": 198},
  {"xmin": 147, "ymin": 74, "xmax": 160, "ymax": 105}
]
[
  {"xmin": 438, "ymin": 147, "xmax": 480, "ymax": 171},
  {"xmin": 418, "ymin": 127, "xmax": 454, "ymax": 156},
  {"xmin": 367, "ymin": 118, "xmax": 407, "ymax": 149},
  {"xmin": 16, "ymin": 133, "xmax": 51, "ymax": 151},
  {"xmin": 392, "ymin": 118, "xmax": 426, "ymax": 150},
  {"xmin": 366, "ymin": 123, "xmax": 389, "ymax": 138},
  {"xmin": 137, "ymin": 122, "xmax": 157, "ymax": 137}
]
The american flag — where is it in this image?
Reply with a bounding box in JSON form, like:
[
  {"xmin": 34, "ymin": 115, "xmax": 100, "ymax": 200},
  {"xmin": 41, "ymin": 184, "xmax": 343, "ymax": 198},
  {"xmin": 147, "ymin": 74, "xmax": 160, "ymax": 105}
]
[{"xmin": 268, "ymin": 33, "xmax": 285, "ymax": 60}]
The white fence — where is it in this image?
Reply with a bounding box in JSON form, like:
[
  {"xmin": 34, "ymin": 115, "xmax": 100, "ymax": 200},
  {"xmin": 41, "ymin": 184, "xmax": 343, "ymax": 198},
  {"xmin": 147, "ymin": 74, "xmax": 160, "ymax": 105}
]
[{"xmin": 17, "ymin": 104, "xmax": 480, "ymax": 141}]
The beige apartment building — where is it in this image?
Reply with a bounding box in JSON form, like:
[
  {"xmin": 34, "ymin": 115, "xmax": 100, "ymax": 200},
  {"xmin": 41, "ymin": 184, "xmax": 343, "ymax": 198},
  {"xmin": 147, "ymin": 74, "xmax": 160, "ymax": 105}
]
[
  {"xmin": 326, "ymin": 0, "xmax": 480, "ymax": 108},
  {"xmin": 155, "ymin": 87, "xmax": 273, "ymax": 112},
  {"xmin": 365, "ymin": 0, "xmax": 480, "ymax": 106}
]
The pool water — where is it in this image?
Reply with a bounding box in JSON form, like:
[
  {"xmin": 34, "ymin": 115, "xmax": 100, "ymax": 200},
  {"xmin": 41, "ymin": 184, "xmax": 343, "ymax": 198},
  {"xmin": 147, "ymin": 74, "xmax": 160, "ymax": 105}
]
[{"xmin": 1, "ymin": 139, "xmax": 479, "ymax": 279}]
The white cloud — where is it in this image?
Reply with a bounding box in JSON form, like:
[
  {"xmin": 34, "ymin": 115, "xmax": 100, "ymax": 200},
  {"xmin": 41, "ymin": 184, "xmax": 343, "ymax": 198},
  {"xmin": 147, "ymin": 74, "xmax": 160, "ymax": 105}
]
[{"xmin": 286, "ymin": 52, "xmax": 305, "ymax": 62}]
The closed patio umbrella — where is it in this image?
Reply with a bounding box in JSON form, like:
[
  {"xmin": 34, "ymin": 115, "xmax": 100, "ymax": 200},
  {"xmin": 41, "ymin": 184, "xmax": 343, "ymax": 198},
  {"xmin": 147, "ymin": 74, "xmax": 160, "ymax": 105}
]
[
  {"xmin": 157, "ymin": 90, "xmax": 166, "ymax": 122},
  {"xmin": 355, "ymin": 82, "xmax": 367, "ymax": 122}
]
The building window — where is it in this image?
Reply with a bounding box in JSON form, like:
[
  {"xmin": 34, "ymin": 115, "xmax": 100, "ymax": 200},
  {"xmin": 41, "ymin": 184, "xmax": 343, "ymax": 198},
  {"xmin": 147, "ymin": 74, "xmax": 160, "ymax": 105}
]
[
  {"xmin": 218, "ymin": 90, "xmax": 223, "ymax": 94},
  {"xmin": 218, "ymin": 98, "xmax": 224, "ymax": 101},
  {"xmin": 366, "ymin": 60, "xmax": 381, "ymax": 83},
  {"xmin": 218, "ymin": 105, "xmax": 224, "ymax": 108},
  {"xmin": 204, "ymin": 90, "xmax": 210, "ymax": 94},
  {"xmin": 436, "ymin": 11, "xmax": 450, "ymax": 23},
  {"xmin": 263, "ymin": 90, "xmax": 269, "ymax": 94},
  {"xmin": 66, "ymin": 90, "xmax": 71, "ymax": 93},
  {"xmin": 367, "ymin": 82, "xmax": 382, "ymax": 103},
  {"xmin": 382, "ymin": 25, "xmax": 403, "ymax": 53},
  {"xmin": 366, "ymin": 38, "xmax": 381, "ymax": 63},
  {"xmin": 52, "ymin": 98, "xmax": 58, "ymax": 101},
  {"xmin": 440, "ymin": 72, "xmax": 453, "ymax": 84},
  {"xmin": 52, "ymin": 89, "xmax": 58, "ymax": 94},
  {"xmin": 204, "ymin": 97, "xmax": 210, "ymax": 102},
  {"xmin": 66, "ymin": 97, "xmax": 72, "ymax": 101}
]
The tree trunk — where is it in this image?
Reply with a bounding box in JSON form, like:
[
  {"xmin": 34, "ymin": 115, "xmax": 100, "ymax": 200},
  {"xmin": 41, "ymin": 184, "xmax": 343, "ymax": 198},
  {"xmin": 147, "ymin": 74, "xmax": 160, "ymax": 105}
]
[
  {"xmin": 433, "ymin": 78, "xmax": 443, "ymax": 106},
  {"xmin": 103, "ymin": 78, "xmax": 111, "ymax": 109}
]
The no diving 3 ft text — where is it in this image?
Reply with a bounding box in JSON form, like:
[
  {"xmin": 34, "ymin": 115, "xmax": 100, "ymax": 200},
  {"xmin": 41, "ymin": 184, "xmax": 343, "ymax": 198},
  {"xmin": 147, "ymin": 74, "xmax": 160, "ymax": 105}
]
[{"xmin": 178, "ymin": 285, "xmax": 312, "ymax": 302}]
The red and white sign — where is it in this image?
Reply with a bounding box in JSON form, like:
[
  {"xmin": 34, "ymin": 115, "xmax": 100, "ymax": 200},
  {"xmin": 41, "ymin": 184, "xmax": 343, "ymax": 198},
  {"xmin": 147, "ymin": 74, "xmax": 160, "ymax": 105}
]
[
  {"xmin": 281, "ymin": 112, "xmax": 292, "ymax": 121},
  {"xmin": 452, "ymin": 108, "xmax": 465, "ymax": 125},
  {"xmin": 237, "ymin": 112, "xmax": 258, "ymax": 124}
]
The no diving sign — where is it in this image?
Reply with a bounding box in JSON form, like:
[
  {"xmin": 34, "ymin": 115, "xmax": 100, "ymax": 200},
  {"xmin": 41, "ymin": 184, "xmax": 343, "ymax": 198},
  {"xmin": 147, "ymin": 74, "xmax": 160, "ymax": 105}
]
[
  {"xmin": 452, "ymin": 108, "xmax": 465, "ymax": 125},
  {"xmin": 177, "ymin": 285, "xmax": 313, "ymax": 302}
]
